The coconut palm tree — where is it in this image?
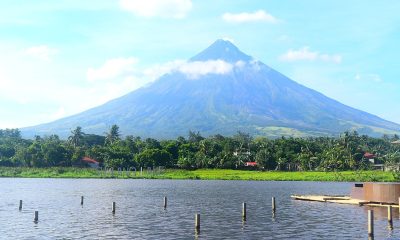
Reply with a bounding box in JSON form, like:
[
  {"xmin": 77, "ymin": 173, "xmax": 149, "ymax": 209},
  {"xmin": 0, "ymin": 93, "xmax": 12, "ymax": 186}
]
[
  {"xmin": 68, "ymin": 126, "xmax": 84, "ymax": 147},
  {"xmin": 105, "ymin": 124, "xmax": 120, "ymax": 145}
]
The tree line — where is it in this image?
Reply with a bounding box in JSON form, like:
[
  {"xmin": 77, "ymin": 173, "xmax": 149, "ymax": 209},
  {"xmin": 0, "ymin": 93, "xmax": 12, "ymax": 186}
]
[{"xmin": 0, "ymin": 126, "xmax": 399, "ymax": 171}]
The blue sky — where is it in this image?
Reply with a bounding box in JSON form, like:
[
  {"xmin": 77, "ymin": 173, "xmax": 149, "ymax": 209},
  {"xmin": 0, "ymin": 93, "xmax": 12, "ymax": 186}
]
[{"xmin": 0, "ymin": 0, "xmax": 399, "ymax": 128}]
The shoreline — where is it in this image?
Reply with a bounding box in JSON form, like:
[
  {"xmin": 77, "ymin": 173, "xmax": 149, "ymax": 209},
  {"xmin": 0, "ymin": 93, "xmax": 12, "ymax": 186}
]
[{"xmin": 0, "ymin": 167, "xmax": 396, "ymax": 182}]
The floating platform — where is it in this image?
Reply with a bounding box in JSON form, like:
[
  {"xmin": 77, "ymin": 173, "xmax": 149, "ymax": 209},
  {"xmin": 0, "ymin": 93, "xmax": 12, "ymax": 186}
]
[
  {"xmin": 291, "ymin": 194, "xmax": 399, "ymax": 208},
  {"xmin": 292, "ymin": 182, "xmax": 400, "ymax": 208}
]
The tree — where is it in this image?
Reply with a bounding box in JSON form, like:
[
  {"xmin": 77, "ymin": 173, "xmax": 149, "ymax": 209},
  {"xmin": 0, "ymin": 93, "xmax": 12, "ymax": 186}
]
[
  {"xmin": 105, "ymin": 125, "xmax": 121, "ymax": 145},
  {"xmin": 41, "ymin": 135, "xmax": 70, "ymax": 166},
  {"xmin": 82, "ymin": 134, "xmax": 106, "ymax": 146},
  {"xmin": 0, "ymin": 128, "xmax": 21, "ymax": 139},
  {"xmin": 161, "ymin": 140, "xmax": 179, "ymax": 166},
  {"xmin": 135, "ymin": 149, "xmax": 172, "ymax": 168},
  {"xmin": 68, "ymin": 126, "xmax": 84, "ymax": 147},
  {"xmin": 177, "ymin": 143, "xmax": 197, "ymax": 169},
  {"xmin": 188, "ymin": 131, "xmax": 204, "ymax": 143},
  {"xmin": 256, "ymin": 148, "xmax": 276, "ymax": 170},
  {"xmin": 103, "ymin": 142, "xmax": 134, "ymax": 168}
]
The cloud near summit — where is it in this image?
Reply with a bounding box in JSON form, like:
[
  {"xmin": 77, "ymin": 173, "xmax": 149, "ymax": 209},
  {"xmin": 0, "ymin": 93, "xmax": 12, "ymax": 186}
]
[
  {"xmin": 176, "ymin": 60, "xmax": 234, "ymax": 79},
  {"xmin": 86, "ymin": 57, "xmax": 242, "ymax": 85},
  {"xmin": 279, "ymin": 47, "xmax": 342, "ymax": 64}
]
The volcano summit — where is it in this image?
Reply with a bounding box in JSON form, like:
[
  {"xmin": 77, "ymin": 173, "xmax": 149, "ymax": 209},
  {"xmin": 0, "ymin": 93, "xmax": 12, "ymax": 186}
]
[{"xmin": 22, "ymin": 40, "xmax": 400, "ymax": 138}]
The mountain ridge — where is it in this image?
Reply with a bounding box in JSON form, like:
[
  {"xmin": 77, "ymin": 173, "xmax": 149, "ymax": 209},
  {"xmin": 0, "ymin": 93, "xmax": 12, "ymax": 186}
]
[{"xmin": 22, "ymin": 39, "xmax": 400, "ymax": 138}]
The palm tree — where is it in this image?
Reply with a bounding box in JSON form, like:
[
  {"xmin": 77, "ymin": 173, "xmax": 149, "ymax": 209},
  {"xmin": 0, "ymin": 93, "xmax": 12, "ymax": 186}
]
[
  {"xmin": 105, "ymin": 124, "xmax": 120, "ymax": 145},
  {"xmin": 68, "ymin": 126, "xmax": 84, "ymax": 147}
]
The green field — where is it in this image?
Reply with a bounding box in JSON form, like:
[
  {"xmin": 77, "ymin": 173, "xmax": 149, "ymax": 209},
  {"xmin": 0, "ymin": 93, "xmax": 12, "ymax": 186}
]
[{"xmin": 0, "ymin": 167, "xmax": 397, "ymax": 182}]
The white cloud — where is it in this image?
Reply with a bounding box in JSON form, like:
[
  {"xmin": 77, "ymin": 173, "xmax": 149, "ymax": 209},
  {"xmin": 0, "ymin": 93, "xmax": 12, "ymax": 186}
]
[
  {"xmin": 87, "ymin": 57, "xmax": 138, "ymax": 82},
  {"xmin": 142, "ymin": 59, "xmax": 185, "ymax": 80},
  {"xmin": 0, "ymin": 46, "xmax": 240, "ymax": 128},
  {"xmin": 221, "ymin": 37, "xmax": 235, "ymax": 43},
  {"xmin": 119, "ymin": 0, "xmax": 192, "ymax": 19},
  {"xmin": 222, "ymin": 10, "xmax": 278, "ymax": 23},
  {"xmin": 279, "ymin": 47, "xmax": 342, "ymax": 64},
  {"xmin": 177, "ymin": 60, "xmax": 233, "ymax": 79},
  {"xmin": 24, "ymin": 45, "xmax": 58, "ymax": 61},
  {"xmin": 142, "ymin": 59, "xmax": 239, "ymax": 80},
  {"xmin": 355, "ymin": 73, "xmax": 383, "ymax": 83}
]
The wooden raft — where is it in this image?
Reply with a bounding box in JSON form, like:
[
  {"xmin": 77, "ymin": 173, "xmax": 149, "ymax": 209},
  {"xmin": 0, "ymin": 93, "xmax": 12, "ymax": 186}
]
[{"xmin": 291, "ymin": 195, "xmax": 400, "ymax": 208}]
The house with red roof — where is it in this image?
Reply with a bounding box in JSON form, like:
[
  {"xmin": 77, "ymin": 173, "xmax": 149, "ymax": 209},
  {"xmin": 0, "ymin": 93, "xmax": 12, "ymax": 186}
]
[
  {"xmin": 363, "ymin": 152, "xmax": 385, "ymax": 170},
  {"xmin": 363, "ymin": 152, "xmax": 376, "ymax": 163},
  {"xmin": 245, "ymin": 161, "xmax": 257, "ymax": 167},
  {"xmin": 82, "ymin": 157, "xmax": 99, "ymax": 168}
]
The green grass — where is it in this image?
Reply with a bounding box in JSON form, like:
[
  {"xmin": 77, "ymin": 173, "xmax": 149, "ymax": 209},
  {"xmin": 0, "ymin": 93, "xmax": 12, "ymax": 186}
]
[{"xmin": 0, "ymin": 167, "xmax": 397, "ymax": 182}]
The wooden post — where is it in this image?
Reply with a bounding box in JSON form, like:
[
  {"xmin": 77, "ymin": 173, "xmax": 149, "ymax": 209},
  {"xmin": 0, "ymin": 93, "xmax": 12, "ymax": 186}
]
[
  {"xmin": 195, "ymin": 213, "xmax": 200, "ymax": 230},
  {"xmin": 34, "ymin": 211, "xmax": 39, "ymax": 222},
  {"xmin": 388, "ymin": 205, "xmax": 393, "ymax": 228},
  {"xmin": 163, "ymin": 196, "xmax": 167, "ymax": 209},
  {"xmin": 272, "ymin": 197, "xmax": 276, "ymax": 212},
  {"xmin": 398, "ymin": 197, "xmax": 400, "ymax": 214},
  {"xmin": 242, "ymin": 202, "xmax": 247, "ymax": 220},
  {"xmin": 368, "ymin": 210, "xmax": 374, "ymax": 238},
  {"xmin": 112, "ymin": 202, "xmax": 116, "ymax": 214},
  {"xmin": 19, "ymin": 200, "xmax": 22, "ymax": 210},
  {"xmin": 81, "ymin": 196, "xmax": 84, "ymax": 205}
]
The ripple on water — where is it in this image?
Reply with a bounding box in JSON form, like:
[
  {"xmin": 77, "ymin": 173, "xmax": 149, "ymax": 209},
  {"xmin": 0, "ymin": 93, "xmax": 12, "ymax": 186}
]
[{"xmin": 0, "ymin": 179, "xmax": 397, "ymax": 239}]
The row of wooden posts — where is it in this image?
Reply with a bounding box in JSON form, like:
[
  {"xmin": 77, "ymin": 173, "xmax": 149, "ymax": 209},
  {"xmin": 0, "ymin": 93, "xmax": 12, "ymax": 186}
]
[
  {"xmin": 19, "ymin": 196, "xmax": 278, "ymax": 230},
  {"xmin": 19, "ymin": 195, "xmax": 390, "ymax": 237},
  {"xmin": 367, "ymin": 203, "xmax": 400, "ymax": 239}
]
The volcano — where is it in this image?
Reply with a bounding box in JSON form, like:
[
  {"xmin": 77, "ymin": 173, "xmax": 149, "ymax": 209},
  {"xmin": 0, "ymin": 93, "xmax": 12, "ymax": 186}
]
[{"xmin": 22, "ymin": 39, "xmax": 400, "ymax": 138}]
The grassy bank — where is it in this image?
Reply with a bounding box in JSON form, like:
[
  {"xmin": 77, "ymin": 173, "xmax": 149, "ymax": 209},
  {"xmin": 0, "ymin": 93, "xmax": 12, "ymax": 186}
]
[{"xmin": 0, "ymin": 167, "xmax": 397, "ymax": 182}]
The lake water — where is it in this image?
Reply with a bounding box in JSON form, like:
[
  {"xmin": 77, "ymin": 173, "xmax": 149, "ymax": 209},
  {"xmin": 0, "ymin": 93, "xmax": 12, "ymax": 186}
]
[{"xmin": 0, "ymin": 178, "xmax": 399, "ymax": 239}]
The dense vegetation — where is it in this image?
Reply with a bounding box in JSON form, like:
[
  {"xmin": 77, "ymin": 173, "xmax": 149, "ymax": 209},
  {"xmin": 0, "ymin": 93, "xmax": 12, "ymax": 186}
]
[{"xmin": 0, "ymin": 126, "xmax": 399, "ymax": 172}]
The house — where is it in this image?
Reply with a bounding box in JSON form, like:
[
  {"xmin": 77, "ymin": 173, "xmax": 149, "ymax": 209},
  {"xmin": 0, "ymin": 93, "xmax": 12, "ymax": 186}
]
[
  {"xmin": 82, "ymin": 157, "xmax": 99, "ymax": 168},
  {"xmin": 244, "ymin": 161, "xmax": 257, "ymax": 167},
  {"xmin": 392, "ymin": 140, "xmax": 400, "ymax": 145},
  {"xmin": 363, "ymin": 152, "xmax": 386, "ymax": 170},
  {"xmin": 233, "ymin": 151, "xmax": 251, "ymax": 156},
  {"xmin": 363, "ymin": 152, "xmax": 376, "ymax": 163}
]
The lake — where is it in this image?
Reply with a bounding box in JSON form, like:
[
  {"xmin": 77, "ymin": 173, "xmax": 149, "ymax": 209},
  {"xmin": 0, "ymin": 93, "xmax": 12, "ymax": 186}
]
[{"xmin": 0, "ymin": 178, "xmax": 398, "ymax": 239}]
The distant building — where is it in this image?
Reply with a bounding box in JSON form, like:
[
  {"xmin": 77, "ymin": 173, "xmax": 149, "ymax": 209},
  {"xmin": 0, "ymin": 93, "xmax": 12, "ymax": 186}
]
[
  {"xmin": 245, "ymin": 162, "xmax": 257, "ymax": 167},
  {"xmin": 82, "ymin": 157, "xmax": 99, "ymax": 168},
  {"xmin": 363, "ymin": 152, "xmax": 376, "ymax": 163},
  {"xmin": 363, "ymin": 152, "xmax": 385, "ymax": 170},
  {"xmin": 233, "ymin": 151, "xmax": 251, "ymax": 156},
  {"xmin": 391, "ymin": 140, "xmax": 400, "ymax": 145}
]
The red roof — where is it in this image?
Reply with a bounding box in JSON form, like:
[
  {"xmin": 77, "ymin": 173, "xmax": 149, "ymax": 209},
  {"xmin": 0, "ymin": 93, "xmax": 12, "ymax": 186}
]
[
  {"xmin": 82, "ymin": 157, "xmax": 99, "ymax": 164},
  {"xmin": 245, "ymin": 162, "xmax": 257, "ymax": 167},
  {"xmin": 363, "ymin": 152, "xmax": 376, "ymax": 159}
]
